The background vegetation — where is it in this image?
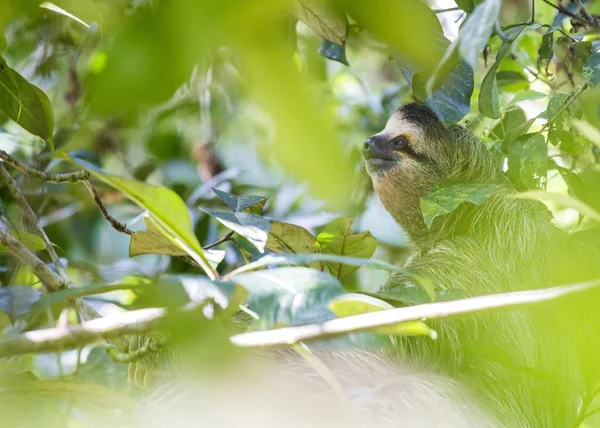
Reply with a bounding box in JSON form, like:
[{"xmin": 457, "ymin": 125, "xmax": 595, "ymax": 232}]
[{"xmin": 0, "ymin": 0, "xmax": 599, "ymax": 426}]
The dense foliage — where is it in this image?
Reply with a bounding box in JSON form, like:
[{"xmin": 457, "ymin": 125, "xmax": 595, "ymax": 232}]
[{"xmin": 0, "ymin": 0, "xmax": 599, "ymax": 426}]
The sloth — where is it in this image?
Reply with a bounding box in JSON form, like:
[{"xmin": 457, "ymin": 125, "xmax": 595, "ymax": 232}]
[{"xmin": 135, "ymin": 103, "xmax": 594, "ymax": 428}]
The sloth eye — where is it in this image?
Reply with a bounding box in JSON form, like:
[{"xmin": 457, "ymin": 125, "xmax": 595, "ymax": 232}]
[{"xmin": 392, "ymin": 136, "xmax": 408, "ymax": 148}]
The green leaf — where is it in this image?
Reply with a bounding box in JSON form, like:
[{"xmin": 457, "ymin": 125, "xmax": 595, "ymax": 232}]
[
  {"xmin": 316, "ymin": 217, "xmax": 376, "ymax": 282},
  {"xmin": 233, "ymin": 267, "xmax": 344, "ymax": 328},
  {"xmin": 265, "ymin": 221, "xmax": 321, "ymax": 269},
  {"xmin": 479, "ymin": 25, "xmax": 526, "ymax": 119},
  {"xmin": 458, "ymin": 0, "xmax": 502, "ymax": 70},
  {"xmin": 420, "ymin": 182, "xmax": 499, "ymax": 228},
  {"xmin": 0, "ymin": 33, "xmax": 7, "ymax": 51},
  {"xmin": 495, "ymin": 70, "xmax": 527, "ymax": 87},
  {"xmin": 371, "ymin": 285, "xmax": 432, "ymax": 306},
  {"xmin": 537, "ymin": 30, "xmax": 554, "ymax": 73},
  {"xmin": 0, "ymin": 57, "xmax": 54, "ymax": 147},
  {"xmin": 292, "ymin": 0, "xmax": 347, "ymax": 45},
  {"xmin": 328, "ymin": 293, "xmax": 436, "ymax": 338},
  {"xmin": 39, "ymin": 2, "xmax": 90, "ymax": 28},
  {"xmin": 318, "ymin": 39, "xmax": 348, "ymax": 65},
  {"xmin": 200, "ymin": 207, "xmax": 270, "ymax": 252},
  {"xmin": 0, "ymin": 231, "xmax": 45, "ymax": 253},
  {"xmin": 505, "ymin": 90, "xmax": 547, "ymax": 108},
  {"xmin": 572, "ymin": 119, "xmax": 600, "ymax": 148},
  {"xmin": 508, "ymin": 134, "xmax": 547, "ymax": 190},
  {"xmin": 211, "ymin": 188, "xmax": 267, "ymax": 213},
  {"xmin": 129, "ymin": 215, "xmax": 225, "ymax": 269},
  {"xmin": 68, "ymin": 156, "xmax": 214, "ymax": 275},
  {"xmin": 582, "ymin": 53, "xmax": 600, "ymax": 87}
]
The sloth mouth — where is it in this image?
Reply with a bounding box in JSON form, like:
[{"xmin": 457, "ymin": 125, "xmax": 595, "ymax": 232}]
[{"xmin": 365, "ymin": 157, "xmax": 397, "ymax": 172}]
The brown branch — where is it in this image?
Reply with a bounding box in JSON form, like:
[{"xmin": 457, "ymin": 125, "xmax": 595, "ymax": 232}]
[
  {"xmin": 0, "ymin": 149, "xmax": 89, "ymax": 183},
  {"xmin": 0, "ymin": 308, "xmax": 164, "ymax": 358},
  {"xmin": 0, "ymin": 164, "xmax": 71, "ymax": 285},
  {"xmin": 82, "ymin": 180, "xmax": 133, "ymax": 235},
  {"xmin": 203, "ymin": 230, "xmax": 234, "ymax": 250}
]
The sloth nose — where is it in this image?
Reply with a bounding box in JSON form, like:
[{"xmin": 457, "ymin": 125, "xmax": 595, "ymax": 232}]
[{"xmin": 363, "ymin": 138, "xmax": 374, "ymax": 159}]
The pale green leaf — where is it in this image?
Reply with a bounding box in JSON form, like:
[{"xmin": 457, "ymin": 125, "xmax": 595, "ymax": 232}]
[
  {"xmin": 458, "ymin": 0, "xmax": 502, "ymax": 70},
  {"xmin": 514, "ymin": 191, "xmax": 600, "ymax": 222},
  {"xmin": 292, "ymin": 0, "xmax": 347, "ymax": 45}
]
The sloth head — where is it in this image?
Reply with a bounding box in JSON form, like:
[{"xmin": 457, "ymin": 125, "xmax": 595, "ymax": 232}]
[{"xmin": 364, "ymin": 103, "xmax": 499, "ymax": 244}]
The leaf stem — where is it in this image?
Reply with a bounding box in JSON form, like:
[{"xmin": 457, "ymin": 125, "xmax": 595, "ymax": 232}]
[{"xmin": 203, "ymin": 230, "xmax": 234, "ymax": 250}]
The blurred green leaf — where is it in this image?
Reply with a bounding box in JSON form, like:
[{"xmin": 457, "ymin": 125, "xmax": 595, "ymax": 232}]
[
  {"xmin": 292, "ymin": 0, "xmax": 347, "ymax": 45},
  {"xmin": 537, "ymin": 30, "xmax": 554, "ymax": 73},
  {"xmin": 582, "ymin": 53, "xmax": 600, "ymax": 88},
  {"xmin": 508, "ymin": 134, "xmax": 547, "ymax": 190},
  {"xmin": 573, "ymin": 119, "xmax": 600, "ymax": 148},
  {"xmin": 0, "ymin": 286, "xmax": 42, "ymax": 320},
  {"xmin": 211, "ymin": 188, "xmax": 267, "ymax": 213},
  {"xmin": 479, "ymin": 25, "xmax": 526, "ymax": 119},
  {"xmin": 316, "ymin": 217, "xmax": 376, "ymax": 282},
  {"xmin": 329, "ymin": 293, "xmax": 435, "ymax": 337},
  {"xmin": 0, "ymin": 231, "xmax": 45, "ymax": 253},
  {"xmin": 505, "ymin": 90, "xmax": 547, "ymax": 108},
  {"xmin": 514, "ymin": 191, "xmax": 600, "ymax": 222},
  {"xmin": 200, "ymin": 207, "xmax": 271, "ymax": 253},
  {"xmin": 420, "ymin": 182, "xmax": 500, "ymax": 228},
  {"xmin": 496, "ymin": 70, "xmax": 527, "ymax": 87},
  {"xmin": 39, "ymin": 2, "xmax": 90, "ymax": 28},
  {"xmin": 69, "ymin": 156, "xmax": 214, "ymax": 275},
  {"xmin": 0, "ymin": 33, "xmax": 6, "ymax": 51},
  {"xmin": 458, "ymin": 0, "xmax": 502, "ymax": 70},
  {"xmin": 0, "ymin": 57, "xmax": 54, "ymax": 147}
]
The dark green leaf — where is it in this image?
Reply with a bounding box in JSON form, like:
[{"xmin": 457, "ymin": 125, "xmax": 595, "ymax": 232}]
[
  {"xmin": 316, "ymin": 217, "xmax": 376, "ymax": 282},
  {"xmin": 537, "ymin": 31, "xmax": 554, "ymax": 73},
  {"xmin": 318, "ymin": 39, "xmax": 348, "ymax": 65},
  {"xmin": 479, "ymin": 25, "xmax": 526, "ymax": 119},
  {"xmin": 211, "ymin": 188, "xmax": 268, "ymax": 213},
  {"xmin": 420, "ymin": 182, "xmax": 500, "ymax": 228},
  {"xmin": 458, "ymin": 0, "xmax": 502, "ymax": 70},
  {"xmin": 200, "ymin": 207, "xmax": 271, "ymax": 252},
  {"xmin": 0, "ymin": 57, "xmax": 54, "ymax": 146},
  {"xmin": 583, "ymin": 53, "xmax": 600, "ymax": 88}
]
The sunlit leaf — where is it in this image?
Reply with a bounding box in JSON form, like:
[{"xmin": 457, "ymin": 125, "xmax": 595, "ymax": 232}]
[
  {"xmin": 316, "ymin": 217, "xmax": 376, "ymax": 282},
  {"xmin": 0, "ymin": 231, "xmax": 45, "ymax": 253},
  {"xmin": 69, "ymin": 156, "xmax": 214, "ymax": 275},
  {"xmin": 420, "ymin": 182, "xmax": 500, "ymax": 228},
  {"xmin": 0, "ymin": 57, "xmax": 54, "ymax": 147},
  {"xmin": 328, "ymin": 293, "xmax": 435, "ymax": 338},
  {"xmin": 514, "ymin": 191, "xmax": 600, "ymax": 222},
  {"xmin": 458, "ymin": 0, "xmax": 502, "ymax": 70},
  {"xmin": 200, "ymin": 207, "xmax": 270, "ymax": 253},
  {"xmin": 39, "ymin": 2, "xmax": 90, "ymax": 28},
  {"xmin": 582, "ymin": 53, "xmax": 600, "ymax": 88},
  {"xmin": 572, "ymin": 119, "xmax": 600, "ymax": 148},
  {"xmin": 508, "ymin": 134, "xmax": 547, "ymax": 190},
  {"xmin": 505, "ymin": 90, "xmax": 547, "ymax": 108},
  {"xmin": 479, "ymin": 25, "xmax": 526, "ymax": 119},
  {"xmin": 292, "ymin": 0, "xmax": 347, "ymax": 45}
]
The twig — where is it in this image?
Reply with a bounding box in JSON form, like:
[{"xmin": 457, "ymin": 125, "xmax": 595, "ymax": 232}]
[
  {"xmin": 542, "ymin": 84, "xmax": 588, "ymax": 130},
  {"xmin": 231, "ymin": 280, "xmax": 600, "ymax": 347},
  {"xmin": 203, "ymin": 230, "xmax": 234, "ymax": 250},
  {"xmin": 433, "ymin": 7, "xmax": 460, "ymax": 13},
  {"xmin": 0, "ymin": 149, "xmax": 89, "ymax": 183},
  {"xmin": 0, "ymin": 307, "xmax": 164, "ymax": 357},
  {"xmin": 82, "ymin": 180, "xmax": 133, "ymax": 235},
  {"xmin": 0, "ymin": 164, "xmax": 71, "ymax": 285}
]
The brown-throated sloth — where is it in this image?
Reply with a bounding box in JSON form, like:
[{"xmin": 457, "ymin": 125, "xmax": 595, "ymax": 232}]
[{"xmin": 135, "ymin": 103, "xmax": 593, "ymax": 428}]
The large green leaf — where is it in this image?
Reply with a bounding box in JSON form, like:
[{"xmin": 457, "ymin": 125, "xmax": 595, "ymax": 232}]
[
  {"xmin": 316, "ymin": 217, "xmax": 376, "ymax": 282},
  {"xmin": 129, "ymin": 215, "xmax": 225, "ymax": 269},
  {"xmin": 200, "ymin": 207, "xmax": 271, "ymax": 253},
  {"xmin": 582, "ymin": 53, "xmax": 600, "ymax": 88},
  {"xmin": 328, "ymin": 293, "xmax": 435, "ymax": 338},
  {"xmin": 292, "ymin": 0, "xmax": 347, "ymax": 45},
  {"xmin": 420, "ymin": 182, "xmax": 499, "ymax": 228},
  {"xmin": 479, "ymin": 25, "xmax": 526, "ymax": 119},
  {"xmin": 69, "ymin": 156, "xmax": 214, "ymax": 276},
  {"xmin": 458, "ymin": 0, "xmax": 502, "ymax": 70},
  {"xmin": 0, "ymin": 57, "xmax": 54, "ymax": 147},
  {"xmin": 508, "ymin": 134, "xmax": 547, "ymax": 190}
]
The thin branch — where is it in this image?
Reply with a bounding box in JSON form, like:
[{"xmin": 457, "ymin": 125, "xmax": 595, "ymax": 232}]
[
  {"xmin": 82, "ymin": 180, "xmax": 133, "ymax": 235},
  {"xmin": 203, "ymin": 230, "xmax": 234, "ymax": 250},
  {"xmin": 0, "ymin": 149, "xmax": 89, "ymax": 183},
  {"xmin": 0, "ymin": 164, "xmax": 71, "ymax": 285},
  {"xmin": 433, "ymin": 7, "xmax": 460, "ymax": 13},
  {"xmin": 230, "ymin": 280, "xmax": 600, "ymax": 348},
  {"xmin": 0, "ymin": 308, "xmax": 164, "ymax": 358}
]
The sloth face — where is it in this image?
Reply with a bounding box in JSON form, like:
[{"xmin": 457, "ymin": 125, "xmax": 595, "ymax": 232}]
[{"xmin": 363, "ymin": 103, "xmax": 440, "ymax": 180}]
